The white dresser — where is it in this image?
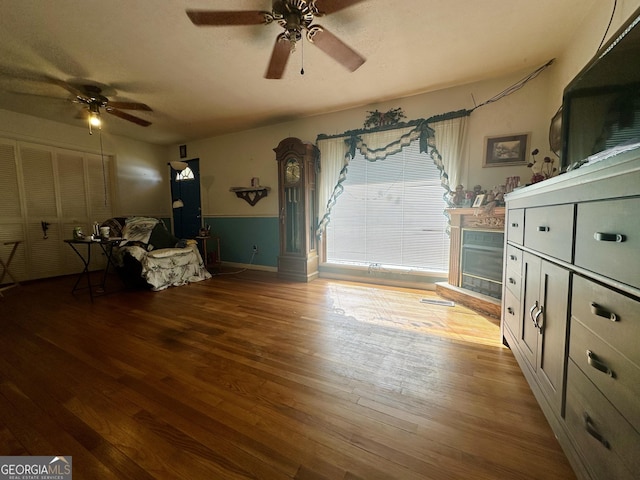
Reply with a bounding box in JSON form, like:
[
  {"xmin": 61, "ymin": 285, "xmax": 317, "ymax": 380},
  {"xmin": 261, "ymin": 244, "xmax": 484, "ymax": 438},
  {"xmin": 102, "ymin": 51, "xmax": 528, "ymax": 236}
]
[{"xmin": 501, "ymin": 149, "xmax": 640, "ymax": 480}]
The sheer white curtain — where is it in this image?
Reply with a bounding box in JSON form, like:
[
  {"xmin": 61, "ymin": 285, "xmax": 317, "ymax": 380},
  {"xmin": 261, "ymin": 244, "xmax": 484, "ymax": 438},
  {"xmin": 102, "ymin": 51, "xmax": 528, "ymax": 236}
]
[
  {"xmin": 317, "ymin": 126, "xmax": 423, "ymax": 233},
  {"xmin": 316, "ymin": 113, "xmax": 469, "ymax": 234},
  {"xmin": 431, "ymin": 115, "xmax": 468, "ymax": 192},
  {"xmin": 317, "ymin": 136, "xmax": 350, "ymax": 232}
]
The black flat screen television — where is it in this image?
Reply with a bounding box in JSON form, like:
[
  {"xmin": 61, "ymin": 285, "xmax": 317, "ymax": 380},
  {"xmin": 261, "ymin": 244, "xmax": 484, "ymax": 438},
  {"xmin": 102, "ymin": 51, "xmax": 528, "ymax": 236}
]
[{"xmin": 561, "ymin": 7, "xmax": 640, "ymax": 171}]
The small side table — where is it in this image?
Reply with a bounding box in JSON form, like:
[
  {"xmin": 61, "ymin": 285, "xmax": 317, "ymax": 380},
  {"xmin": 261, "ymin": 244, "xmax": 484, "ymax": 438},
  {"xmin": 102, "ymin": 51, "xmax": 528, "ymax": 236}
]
[
  {"xmin": 64, "ymin": 238, "xmax": 120, "ymax": 301},
  {"xmin": 0, "ymin": 240, "xmax": 22, "ymax": 297},
  {"xmin": 195, "ymin": 235, "xmax": 221, "ymax": 271}
]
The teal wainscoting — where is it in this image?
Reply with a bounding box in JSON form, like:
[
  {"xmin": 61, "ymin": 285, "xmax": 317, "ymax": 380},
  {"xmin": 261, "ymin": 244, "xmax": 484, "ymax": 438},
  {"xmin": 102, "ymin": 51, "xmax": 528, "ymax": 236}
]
[{"xmin": 204, "ymin": 217, "xmax": 279, "ymax": 267}]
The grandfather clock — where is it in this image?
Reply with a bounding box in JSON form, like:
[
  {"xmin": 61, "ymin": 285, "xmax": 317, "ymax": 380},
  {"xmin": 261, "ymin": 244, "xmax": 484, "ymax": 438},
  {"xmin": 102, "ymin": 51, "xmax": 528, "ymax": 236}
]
[{"xmin": 274, "ymin": 137, "xmax": 319, "ymax": 282}]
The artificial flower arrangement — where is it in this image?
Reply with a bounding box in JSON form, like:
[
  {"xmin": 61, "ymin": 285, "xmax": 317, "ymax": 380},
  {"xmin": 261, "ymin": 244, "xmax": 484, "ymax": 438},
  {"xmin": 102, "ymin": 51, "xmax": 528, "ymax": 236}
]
[{"xmin": 528, "ymin": 148, "xmax": 558, "ymax": 183}]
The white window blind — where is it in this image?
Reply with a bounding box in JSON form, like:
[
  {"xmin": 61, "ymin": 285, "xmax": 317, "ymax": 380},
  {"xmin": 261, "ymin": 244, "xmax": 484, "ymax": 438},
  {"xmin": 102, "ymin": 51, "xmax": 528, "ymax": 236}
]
[{"xmin": 326, "ymin": 140, "xmax": 449, "ymax": 272}]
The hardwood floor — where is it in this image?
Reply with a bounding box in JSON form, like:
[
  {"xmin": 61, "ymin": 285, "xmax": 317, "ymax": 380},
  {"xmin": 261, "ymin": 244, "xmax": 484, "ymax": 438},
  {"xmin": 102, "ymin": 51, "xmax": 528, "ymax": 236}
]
[{"xmin": 0, "ymin": 270, "xmax": 576, "ymax": 479}]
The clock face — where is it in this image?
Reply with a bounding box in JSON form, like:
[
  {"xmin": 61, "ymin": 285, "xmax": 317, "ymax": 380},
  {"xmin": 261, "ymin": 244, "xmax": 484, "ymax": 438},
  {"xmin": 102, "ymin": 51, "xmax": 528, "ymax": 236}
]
[{"xmin": 284, "ymin": 158, "xmax": 301, "ymax": 185}]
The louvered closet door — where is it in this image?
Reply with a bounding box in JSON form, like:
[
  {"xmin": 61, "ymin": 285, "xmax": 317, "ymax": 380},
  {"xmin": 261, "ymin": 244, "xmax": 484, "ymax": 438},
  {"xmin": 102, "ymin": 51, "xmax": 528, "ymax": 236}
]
[
  {"xmin": 0, "ymin": 140, "xmax": 27, "ymax": 282},
  {"xmin": 87, "ymin": 153, "xmax": 113, "ymax": 271},
  {"xmin": 87, "ymin": 153, "xmax": 112, "ymax": 222},
  {"xmin": 20, "ymin": 144, "xmax": 64, "ymax": 279},
  {"xmin": 74, "ymin": 153, "xmax": 112, "ymax": 272},
  {"xmin": 59, "ymin": 152, "xmax": 113, "ymax": 273},
  {"xmin": 18, "ymin": 143, "xmax": 114, "ymax": 279},
  {"xmin": 58, "ymin": 150, "xmax": 92, "ymax": 275}
]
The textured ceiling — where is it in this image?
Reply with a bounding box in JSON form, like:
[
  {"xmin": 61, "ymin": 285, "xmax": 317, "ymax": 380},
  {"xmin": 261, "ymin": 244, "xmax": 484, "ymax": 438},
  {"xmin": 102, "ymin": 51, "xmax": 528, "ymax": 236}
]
[{"xmin": 0, "ymin": 0, "xmax": 598, "ymax": 145}]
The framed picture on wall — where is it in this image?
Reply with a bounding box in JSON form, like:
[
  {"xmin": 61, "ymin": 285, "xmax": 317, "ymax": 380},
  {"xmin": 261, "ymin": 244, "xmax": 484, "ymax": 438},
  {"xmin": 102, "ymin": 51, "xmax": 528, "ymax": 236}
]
[{"xmin": 483, "ymin": 133, "xmax": 530, "ymax": 167}]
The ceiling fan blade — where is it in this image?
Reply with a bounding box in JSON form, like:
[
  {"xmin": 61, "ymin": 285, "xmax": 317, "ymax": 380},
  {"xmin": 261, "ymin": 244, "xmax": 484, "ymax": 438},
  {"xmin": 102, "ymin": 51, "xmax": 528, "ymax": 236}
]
[
  {"xmin": 309, "ymin": 27, "xmax": 365, "ymax": 72},
  {"xmin": 47, "ymin": 77, "xmax": 88, "ymax": 100},
  {"xmin": 186, "ymin": 10, "xmax": 266, "ymax": 26},
  {"xmin": 315, "ymin": 0, "xmax": 367, "ymax": 15},
  {"xmin": 106, "ymin": 107, "xmax": 151, "ymax": 127},
  {"xmin": 265, "ymin": 36, "xmax": 291, "ymax": 79},
  {"xmin": 108, "ymin": 101, "xmax": 152, "ymax": 111}
]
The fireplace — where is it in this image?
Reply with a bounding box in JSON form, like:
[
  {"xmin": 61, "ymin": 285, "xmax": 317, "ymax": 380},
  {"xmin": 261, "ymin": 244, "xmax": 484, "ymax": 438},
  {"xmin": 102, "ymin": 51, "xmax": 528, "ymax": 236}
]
[
  {"xmin": 435, "ymin": 207, "xmax": 505, "ymax": 318},
  {"xmin": 460, "ymin": 229, "xmax": 504, "ymax": 299}
]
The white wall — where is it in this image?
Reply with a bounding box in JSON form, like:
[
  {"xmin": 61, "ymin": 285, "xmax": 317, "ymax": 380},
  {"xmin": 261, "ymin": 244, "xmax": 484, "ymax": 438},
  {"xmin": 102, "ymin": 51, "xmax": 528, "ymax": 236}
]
[
  {"xmin": 175, "ymin": 68, "xmax": 555, "ymax": 219},
  {"xmin": 0, "ymin": 108, "xmax": 168, "ymax": 217}
]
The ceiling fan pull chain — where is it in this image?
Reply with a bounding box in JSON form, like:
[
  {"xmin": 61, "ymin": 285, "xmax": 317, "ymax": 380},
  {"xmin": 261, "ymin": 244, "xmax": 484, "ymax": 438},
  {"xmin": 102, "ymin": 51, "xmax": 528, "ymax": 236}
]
[{"xmin": 300, "ymin": 36, "xmax": 305, "ymax": 75}]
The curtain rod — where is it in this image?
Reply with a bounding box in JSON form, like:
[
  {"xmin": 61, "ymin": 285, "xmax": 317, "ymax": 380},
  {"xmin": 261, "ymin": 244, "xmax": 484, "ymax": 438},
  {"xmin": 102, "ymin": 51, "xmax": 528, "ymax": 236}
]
[{"xmin": 316, "ymin": 110, "xmax": 470, "ymax": 142}]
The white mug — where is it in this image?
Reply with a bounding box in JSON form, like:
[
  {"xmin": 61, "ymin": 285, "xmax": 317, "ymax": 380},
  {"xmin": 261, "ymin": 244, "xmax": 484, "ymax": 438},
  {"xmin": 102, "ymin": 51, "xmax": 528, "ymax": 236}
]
[{"xmin": 99, "ymin": 226, "xmax": 110, "ymax": 239}]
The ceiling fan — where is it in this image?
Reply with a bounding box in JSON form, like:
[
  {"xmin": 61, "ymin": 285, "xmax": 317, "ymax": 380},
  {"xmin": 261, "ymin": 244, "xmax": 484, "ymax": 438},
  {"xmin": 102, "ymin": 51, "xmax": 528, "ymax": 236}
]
[
  {"xmin": 49, "ymin": 78, "xmax": 152, "ymax": 130},
  {"xmin": 186, "ymin": 0, "xmax": 366, "ymax": 79}
]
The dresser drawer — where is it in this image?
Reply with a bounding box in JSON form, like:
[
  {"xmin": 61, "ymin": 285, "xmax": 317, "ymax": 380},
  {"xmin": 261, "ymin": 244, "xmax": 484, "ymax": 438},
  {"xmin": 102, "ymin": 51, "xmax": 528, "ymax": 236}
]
[
  {"xmin": 574, "ymin": 198, "xmax": 640, "ymax": 290},
  {"xmin": 506, "ymin": 208, "xmax": 524, "ymax": 245},
  {"xmin": 565, "ymin": 361, "xmax": 639, "ymax": 480},
  {"xmin": 504, "ymin": 245, "xmax": 522, "ymax": 297},
  {"xmin": 502, "ymin": 287, "xmax": 521, "ymax": 339},
  {"xmin": 569, "ymin": 319, "xmax": 640, "ymax": 433},
  {"xmin": 571, "ymin": 276, "xmax": 640, "ymax": 367},
  {"xmin": 524, "ymin": 204, "xmax": 574, "ymax": 262}
]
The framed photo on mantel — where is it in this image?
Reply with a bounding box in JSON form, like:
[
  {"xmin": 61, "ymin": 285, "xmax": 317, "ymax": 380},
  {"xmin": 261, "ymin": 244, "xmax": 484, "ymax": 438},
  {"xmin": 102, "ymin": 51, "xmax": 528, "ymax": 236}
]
[{"xmin": 483, "ymin": 133, "xmax": 530, "ymax": 167}]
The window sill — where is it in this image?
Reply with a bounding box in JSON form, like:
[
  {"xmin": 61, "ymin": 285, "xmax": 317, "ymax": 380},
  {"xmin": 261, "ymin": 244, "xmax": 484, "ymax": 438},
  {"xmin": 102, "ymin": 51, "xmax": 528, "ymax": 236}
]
[{"xmin": 319, "ymin": 262, "xmax": 447, "ymax": 290}]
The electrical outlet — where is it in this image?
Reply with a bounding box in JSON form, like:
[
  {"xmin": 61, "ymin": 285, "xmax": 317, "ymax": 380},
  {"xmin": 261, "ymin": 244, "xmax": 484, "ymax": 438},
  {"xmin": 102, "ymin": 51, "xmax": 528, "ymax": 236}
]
[{"xmin": 252, "ymin": 244, "xmax": 258, "ymax": 254}]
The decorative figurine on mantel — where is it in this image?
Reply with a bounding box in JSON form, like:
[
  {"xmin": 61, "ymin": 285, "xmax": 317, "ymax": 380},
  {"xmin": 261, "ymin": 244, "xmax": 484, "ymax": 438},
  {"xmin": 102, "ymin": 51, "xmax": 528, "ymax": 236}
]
[
  {"xmin": 448, "ymin": 183, "xmax": 506, "ymax": 208},
  {"xmin": 450, "ymin": 184, "xmax": 466, "ymax": 206}
]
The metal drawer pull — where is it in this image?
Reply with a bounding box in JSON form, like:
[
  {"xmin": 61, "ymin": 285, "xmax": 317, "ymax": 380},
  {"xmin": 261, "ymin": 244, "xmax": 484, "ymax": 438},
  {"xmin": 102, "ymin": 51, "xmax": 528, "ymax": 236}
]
[
  {"xmin": 583, "ymin": 413, "xmax": 610, "ymax": 449},
  {"xmin": 509, "ymin": 254, "xmax": 517, "ymax": 261},
  {"xmin": 534, "ymin": 305, "xmax": 544, "ymax": 330},
  {"xmin": 594, "ymin": 232, "xmax": 625, "ymax": 242},
  {"xmin": 537, "ymin": 226, "xmax": 550, "ymax": 232},
  {"xmin": 511, "ymin": 222, "xmax": 519, "ymax": 228},
  {"xmin": 587, "ymin": 350, "xmax": 615, "ymax": 378},
  {"xmin": 590, "ymin": 302, "xmax": 618, "ymax": 322},
  {"xmin": 509, "ymin": 277, "xmax": 517, "ymax": 285},
  {"xmin": 507, "ymin": 307, "xmax": 514, "ymax": 315},
  {"xmin": 529, "ymin": 301, "xmax": 539, "ymax": 327}
]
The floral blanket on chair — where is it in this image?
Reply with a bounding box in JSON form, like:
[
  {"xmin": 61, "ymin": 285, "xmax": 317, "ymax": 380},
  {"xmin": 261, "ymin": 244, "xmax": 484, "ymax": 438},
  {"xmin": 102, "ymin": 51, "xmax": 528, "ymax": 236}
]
[{"xmin": 108, "ymin": 216, "xmax": 212, "ymax": 291}]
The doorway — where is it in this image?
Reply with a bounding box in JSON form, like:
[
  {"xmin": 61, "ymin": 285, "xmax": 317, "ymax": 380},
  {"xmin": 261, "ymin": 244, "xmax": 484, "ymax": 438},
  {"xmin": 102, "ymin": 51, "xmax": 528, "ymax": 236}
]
[{"xmin": 170, "ymin": 158, "xmax": 202, "ymax": 238}]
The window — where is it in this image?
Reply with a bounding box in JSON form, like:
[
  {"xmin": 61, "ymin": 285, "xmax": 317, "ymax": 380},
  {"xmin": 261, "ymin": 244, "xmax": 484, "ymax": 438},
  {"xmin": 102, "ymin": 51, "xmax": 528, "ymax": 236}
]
[
  {"xmin": 325, "ymin": 140, "xmax": 449, "ymax": 272},
  {"xmin": 175, "ymin": 167, "xmax": 194, "ymax": 181}
]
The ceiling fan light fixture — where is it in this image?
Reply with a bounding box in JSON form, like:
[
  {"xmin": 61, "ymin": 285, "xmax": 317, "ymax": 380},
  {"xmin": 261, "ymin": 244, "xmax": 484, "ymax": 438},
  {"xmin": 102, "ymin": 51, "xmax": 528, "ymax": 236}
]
[
  {"xmin": 170, "ymin": 161, "xmax": 189, "ymax": 171},
  {"xmin": 87, "ymin": 103, "xmax": 101, "ymax": 135},
  {"xmin": 89, "ymin": 111, "xmax": 101, "ymax": 127}
]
